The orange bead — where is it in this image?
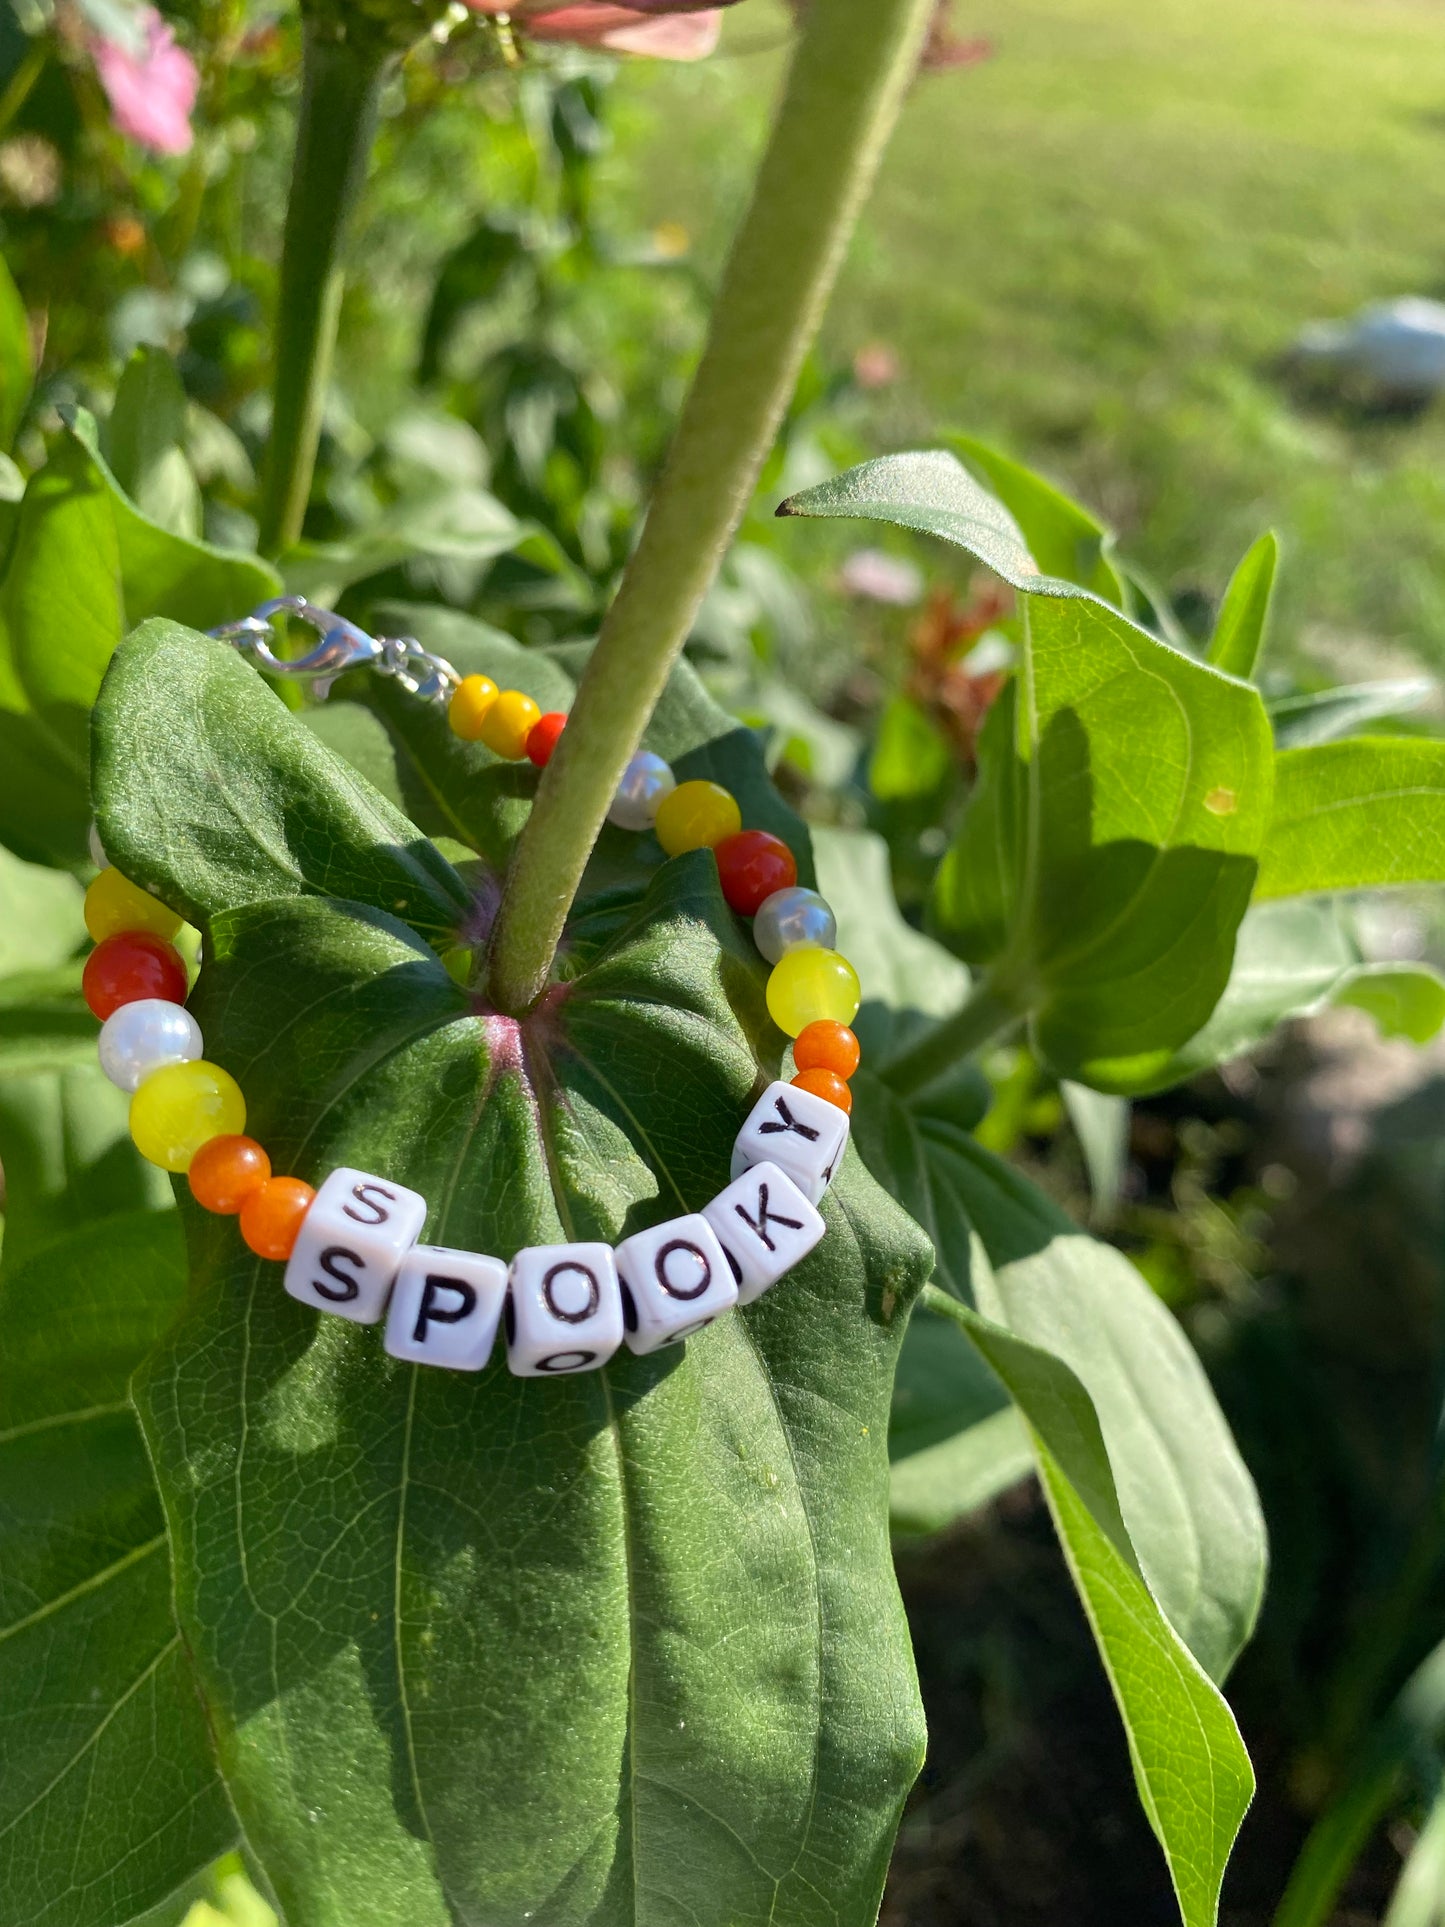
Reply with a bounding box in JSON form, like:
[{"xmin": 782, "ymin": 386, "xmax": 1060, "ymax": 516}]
[
  {"xmin": 794, "ymin": 1020, "xmax": 861, "ymax": 1081},
  {"xmin": 792, "ymin": 1068, "xmax": 852, "ymax": 1114},
  {"xmin": 189, "ymin": 1135, "xmax": 271, "ymax": 1215},
  {"xmin": 239, "ymin": 1177, "xmax": 316, "ymax": 1261}
]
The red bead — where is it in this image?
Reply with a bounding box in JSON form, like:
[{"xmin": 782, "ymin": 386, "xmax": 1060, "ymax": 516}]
[
  {"xmin": 83, "ymin": 932, "xmax": 189, "ymax": 1020},
  {"xmin": 715, "ymin": 830, "xmax": 798, "ymax": 918},
  {"xmin": 526, "ymin": 712, "xmax": 567, "ymax": 768}
]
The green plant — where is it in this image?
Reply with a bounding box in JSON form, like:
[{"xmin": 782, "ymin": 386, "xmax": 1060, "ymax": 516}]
[{"xmin": 3, "ymin": 4, "xmax": 1445, "ymax": 1927}]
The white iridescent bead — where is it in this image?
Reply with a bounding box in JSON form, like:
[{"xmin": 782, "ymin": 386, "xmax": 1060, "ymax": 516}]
[
  {"xmin": 87, "ymin": 821, "xmax": 110, "ymax": 869},
  {"xmin": 753, "ymin": 886, "xmax": 837, "ymax": 966},
  {"xmin": 98, "ymin": 998, "xmax": 203, "ymax": 1093},
  {"xmin": 608, "ymin": 751, "xmax": 675, "ymax": 832}
]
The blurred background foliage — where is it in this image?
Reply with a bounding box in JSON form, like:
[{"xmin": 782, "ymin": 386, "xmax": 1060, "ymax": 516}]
[{"xmin": 6, "ymin": 0, "xmax": 1445, "ymax": 1921}]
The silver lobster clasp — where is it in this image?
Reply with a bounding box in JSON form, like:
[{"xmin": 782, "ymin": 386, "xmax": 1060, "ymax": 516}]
[{"xmin": 209, "ymin": 596, "xmax": 386, "ymax": 684}]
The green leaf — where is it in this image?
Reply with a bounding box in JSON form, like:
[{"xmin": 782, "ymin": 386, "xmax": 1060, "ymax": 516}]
[
  {"xmin": 924, "ymin": 1289, "xmax": 1254, "ymax": 1927},
  {"xmin": 868, "ymin": 692, "xmax": 951, "ymax": 802},
  {"xmin": 1130, "ymin": 898, "xmax": 1445, "ymax": 1093},
  {"xmin": 948, "ymin": 432, "xmax": 1127, "ymax": 604},
  {"xmin": 936, "ymin": 597, "xmax": 1273, "ymax": 1091},
  {"xmin": 0, "ymin": 842, "xmax": 84, "ymax": 975},
  {"xmin": 1207, "ymin": 531, "xmax": 1278, "ymax": 680},
  {"xmin": 781, "ymin": 450, "xmax": 1274, "ymax": 1090},
  {"xmin": 105, "ymin": 628, "xmax": 933, "ymax": 1927},
  {"xmin": 1258, "ymin": 739, "xmax": 1445, "ymax": 899},
  {"xmin": 0, "ymin": 416, "xmax": 279, "ymax": 867},
  {"xmin": 0, "ymin": 1213, "xmax": 235, "ymax": 1927},
  {"xmin": 887, "ymin": 1305, "xmax": 1030, "ymax": 1537},
  {"xmin": 93, "ymin": 621, "xmax": 471, "ymax": 946},
  {"xmin": 780, "ymin": 448, "xmax": 1100, "ymax": 603},
  {"xmin": 1268, "ymin": 679, "xmax": 1434, "ymax": 749},
  {"xmin": 0, "ymin": 252, "xmax": 32, "ymax": 451},
  {"xmin": 104, "ymin": 347, "xmax": 203, "ymax": 539},
  {"xmin": 0, "ymin": 963, "xmax": 97, "ymax": 1079},
  {"xmin": 924, "ymin": 1138, "xmax": 1264, "ymax": 1681}
]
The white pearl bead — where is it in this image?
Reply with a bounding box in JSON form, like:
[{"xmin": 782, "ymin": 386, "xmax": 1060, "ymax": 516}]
[
  {"xmin": 608, "ymin": 751, "xmax": 675, "ymax": 832},
  {"xmin": 753, "ymin": 887, "xmax": 837, "ymax": 965},
  {"xmin": 87, "ymin": 821, "xmax": 109, "ymax": 869},
  {"xmin": 98, "ymin": 998, "xmax": 203, "ymax": 1094}
]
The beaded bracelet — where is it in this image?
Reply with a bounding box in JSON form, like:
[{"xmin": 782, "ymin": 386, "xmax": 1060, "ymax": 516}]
[{"xmin": 82, "ymin": 597, "xmax": 866, "ymax": 1377}]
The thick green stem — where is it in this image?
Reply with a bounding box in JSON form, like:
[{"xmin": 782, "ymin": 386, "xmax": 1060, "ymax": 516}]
[
  {"xmin": 880, "ymin": 982, "xmax": 1021, "ymax": 1100},
  {"xmin": 257, "ymin": 25, "xmax": 389, "ymax": 558},
  {"xmin": 485, "ymin": 0, "xmax": 937, "ymax": 1015}
]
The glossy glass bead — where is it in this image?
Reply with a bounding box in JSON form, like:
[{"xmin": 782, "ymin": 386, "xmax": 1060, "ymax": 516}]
[
  {"xmin": 448, "ymin": 675, "xmax": 499, "ymax": 741},
  {"xmin": 792, "ymin": 1067, "xmax": 852, "ymax": 1115},
  {"xmin": 715, "ymin": 830, "xmax": 798, "ymax": 917},
  {"xmin": 87, "ymin": 821, "xmax": 109, "ymax": 869},
  {"xmin": 654, "ymin": 780, "xmax": 741, "ymax": 857},
  {"xmin": 98, "ymin": 997, "xmax": 202, "ymax": 1093},
  {"xmin": 189, "ymin": 1134, "xmax": 271, "ymax": 1214},
  {"xmin": 480, "ymin": 689, "xmax": 541, "ymax": 760},
  {"xmin": 129, "ymin": 1059, "xmax": 246, "ymax": 1172},
  {"xmin": 241, "ymin": 1177, "xmax": 316, "ymax": 1261},
  {"xmin": 527, "ymin": 711, "xmax": 567, "ymax": 768},
  {"xmin": 608, "ymin": 751, "xmax": 675, "ymax": 831},
  {"xmin": 84, "ymin": 866, "xmax": 183, "ymax": 945},
  {"xmin": 766, "ymin": 946, "xmax": 861, "ymax": 1037},
  {"xmin": 83, "ymin": 934, "xmax": 189, "ymax": 1020},
  {"xmin": 752, "ymin": 886, "xmax": 837, "ymax": 966},
  {"xmin": 794, "ymin": 1020, "xmax": 860, "ymax": 1081}
]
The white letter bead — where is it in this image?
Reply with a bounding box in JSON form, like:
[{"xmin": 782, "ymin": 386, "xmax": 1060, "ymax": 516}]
[
  {"xmin": 730, "ymin": 1079, "xmax": 849, "ymax": 1204},
  {"xmin": 701, "ymin": 1161, "xmax": 825, "ymax": 1305},
  {"xmin": 614, "ymin": 1214, "xmax": 737, "ymax": 1354},
  {"xmin": 384, "ymin": 1246, "xmax": 508, "ymax": 1371},
  {"xmin": 506, "ymin": 1242, "xmax": 623, "ymax": 1377},
  {"xmin": 284, "ymin": 1166, "xmax": 428, "ymax": 1326}
]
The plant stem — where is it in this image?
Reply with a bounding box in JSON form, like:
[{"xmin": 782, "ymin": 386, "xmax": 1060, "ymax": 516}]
[
  {"xmin": 485, "ymin": 0, "xmax": 937, "ymax": 1015},
  {"xmin": 257, "ymin": 24, "xmax": 389, "ymax": 558},
  {"xmin": 879, "ymin": 981, "xmax": 1021, "ymax": 1099}
]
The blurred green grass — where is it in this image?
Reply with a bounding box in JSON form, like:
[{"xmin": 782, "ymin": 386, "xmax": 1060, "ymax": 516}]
[{"xmin": 606, "ymin": 0, "xmax": 1445, "ymax": 672}]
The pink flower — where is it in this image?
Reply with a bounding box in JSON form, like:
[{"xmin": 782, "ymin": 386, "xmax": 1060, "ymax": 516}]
[
  {"xmin": 93, "ymin": 8, "xmax": 198, "ymax": 156},
  {"xmin": 466, "ymin": 0, "xmax": 740, "ymax": 59}
]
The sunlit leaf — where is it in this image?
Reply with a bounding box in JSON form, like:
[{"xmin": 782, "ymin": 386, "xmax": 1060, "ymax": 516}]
[
  {"xmin": 781, "ymin": 451, "xmax": 1274, "ymax": 1092},
  {"xmin": 0, "ymin": 414, "xmax": 277, "ymax": 867},
  {"xmin": 949, "ymin": 432, "xmax": 1127, "ymax": 604},
  {"xmin": 925, "ymin": 1289, "xmax": 1254, "ymax": 1927},
  {"xmin": 1258, "ymin": 738, "xmax": 1445, "ymax": 899},
  {"xmin": 1207, "ymin": 531, "xmax": 1277, "ymax": 680}
]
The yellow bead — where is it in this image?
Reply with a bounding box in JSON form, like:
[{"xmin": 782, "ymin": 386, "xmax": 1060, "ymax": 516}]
[
  {"xmin": 448, "ymin": 675, "xmax": 500, "ymax": 741},
  {"xmin": 766, "ymin": 946, "xmax": 862, "ymax": 1038},
  {"xmin": 653, "ymin": 780, "xmax": 742, "ymax": 857},
  {"xmin": 84, "ymin": 866, "xmax": 183, "ymax": 944},
  {"xmin": 129, "ymin": 1060, "xmax": 246, "ymax": 1173},
  {"xmin": 480, "ymin": 689, "xmax": 541, "ymax": 760}
]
